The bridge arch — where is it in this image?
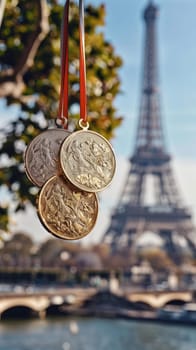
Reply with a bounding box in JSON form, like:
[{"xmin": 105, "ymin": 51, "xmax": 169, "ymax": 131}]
[
  {"xmin": 0, "ymin": 297, "xmax": 50, "ymax": 319},
  {"xmin": 133, "ymin": 301, "xmax": 153, "ymax": 310},
  {"xmin": 1, "ymin": 305, "xmax": 36, "ymax": 320},
  {"xmin": 163, "ymin": 299, "xmax": 187, "ymax": 307},
  {"xmin": 127, "ymin": 292, "xmax": 192, "ymax": 309}
]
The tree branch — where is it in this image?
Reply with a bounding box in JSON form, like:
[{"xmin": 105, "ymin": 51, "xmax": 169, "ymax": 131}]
[
  {"xmin": 14, "ymin": 0, "xmax": 50, "ymax": 77},
  {"xmin": 0, "ymin": 0, "xmax": 50, "ymax": 99},
  {"xmin": 0, "ymin": 0, "xmax": 6, "ymax": 29}
]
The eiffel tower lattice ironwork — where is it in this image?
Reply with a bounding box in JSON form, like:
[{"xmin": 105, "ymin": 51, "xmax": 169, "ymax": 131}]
[{"xmin": 103, "ymin": 1, "xmax": 195, "ymax": 261}]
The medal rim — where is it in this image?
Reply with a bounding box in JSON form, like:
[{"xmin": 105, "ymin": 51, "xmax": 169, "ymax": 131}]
[
  {"xmin": 60, "ymin": 129, "xmax": 116, "ymax": 193},
  {"xmin": 37, "ymin": 175, "xmax": 99, "ymax": 240}
]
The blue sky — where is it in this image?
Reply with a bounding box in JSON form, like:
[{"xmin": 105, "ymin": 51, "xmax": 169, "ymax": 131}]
[{"xmin": 1, "ymin": 0, "xmax": 196, "ymax": 242}]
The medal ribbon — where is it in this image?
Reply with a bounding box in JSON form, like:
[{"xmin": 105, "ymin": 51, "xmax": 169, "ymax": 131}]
[{"xmin": 57, "ymin": 0, "xmax": 88, "ymax": 129}]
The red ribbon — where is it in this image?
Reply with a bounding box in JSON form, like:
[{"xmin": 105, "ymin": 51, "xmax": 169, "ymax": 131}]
[{"xmin": 58, "ymin": 0, "xmax": 87, "ymax": 128}]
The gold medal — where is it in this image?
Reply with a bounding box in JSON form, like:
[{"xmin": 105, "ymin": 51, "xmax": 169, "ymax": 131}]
[
  {"xmin": 24, "ymin": 129, "xmax": 70, "ymax": 187},
  {"xmin": 60, "ymin": 129, "xmax": 116, "ymax": 192},
  {"xmin": 38, "ymin": 175, "xmax": 98, "ymax": 240}
]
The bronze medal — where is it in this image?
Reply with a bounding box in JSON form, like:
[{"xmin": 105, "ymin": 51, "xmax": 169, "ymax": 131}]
[
  {"xmin": 38, "ymin": 175, "xmax": 98, "ymax": 240},
  {"xmin": 60, "ymin": 129, "xmax": 116, "ymax": 192},
  {"xmin": 24, "ymin": 129, "xmax": 70, "ymax": 187}
]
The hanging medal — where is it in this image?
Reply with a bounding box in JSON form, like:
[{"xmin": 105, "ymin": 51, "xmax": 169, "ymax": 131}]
[
  {"xmin": 24, "ymin": 0, "xmax": 71, "ymax": 187},
  {"xmin": 37, "ymin": 0, "xmax": 99, "ymax": 240},
  {"xmin": 24, "ymin": 129, "xmax": 70, "ymax": 187},
  {"xmin": 60, "ymin": 0, "xmax": 116, "ymax": 193},
  {"xmin": 38, "ymin": 175, "xmax": 98, "ymax": 240}
]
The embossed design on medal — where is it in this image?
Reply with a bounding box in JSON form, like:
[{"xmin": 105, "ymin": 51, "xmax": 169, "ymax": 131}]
[
  {"xmin": 60, "ymin": 130, "xmax": 116, "ymax": 192},
  {"xmin": 38, "ymin": 175, "xmax": 98, "ymax": 240},
  {"xmin": 25, "ymin": 129, "xmax": 70, "ymax": 187}
]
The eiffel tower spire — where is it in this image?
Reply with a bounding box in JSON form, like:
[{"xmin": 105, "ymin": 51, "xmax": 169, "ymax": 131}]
[
  {"xmin": 135, "ymin": 1, "xmax": 164, "ymax": 151},
  {"xmin": 103, "ymin": 2, "xmax": 195, "ymax": 262}
]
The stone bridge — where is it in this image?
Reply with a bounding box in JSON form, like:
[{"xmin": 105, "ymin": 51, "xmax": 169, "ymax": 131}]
[
  {"xmin": 124, "ymin": 290, "xmax": 193, "ymax": 309},
  {"xmin": 0, "ymin": 288, "xmax": 96, "ymax": 319},
  {"xmin": 0, "ymin": 288, "xmax": 194, "ymax": 318}
]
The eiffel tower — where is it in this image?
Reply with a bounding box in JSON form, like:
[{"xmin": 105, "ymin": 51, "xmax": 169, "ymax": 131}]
[{"xmin": 103, "ymin": 1, "xmax": 195, "ymax": 262}]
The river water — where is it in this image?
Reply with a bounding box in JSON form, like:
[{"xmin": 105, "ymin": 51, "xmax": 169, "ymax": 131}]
[{"xmin": 0, "ymin": 317, "xmax": 195, "ymax": 350}]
